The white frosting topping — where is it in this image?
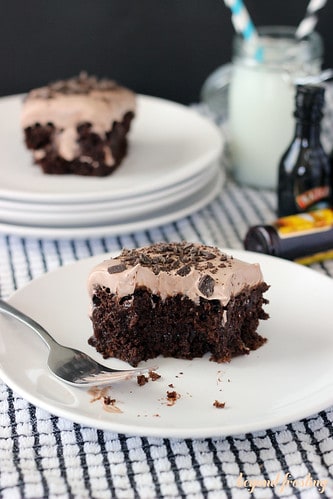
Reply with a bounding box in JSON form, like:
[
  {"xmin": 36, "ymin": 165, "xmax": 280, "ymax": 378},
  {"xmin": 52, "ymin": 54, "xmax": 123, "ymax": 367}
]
[
  {"xmin": 88, "ymin": 243, "xmax": 265, "ymax": 306},
  {"xmin": 21, "ymin": 75, "xmax": 136, "ymax": 162}
]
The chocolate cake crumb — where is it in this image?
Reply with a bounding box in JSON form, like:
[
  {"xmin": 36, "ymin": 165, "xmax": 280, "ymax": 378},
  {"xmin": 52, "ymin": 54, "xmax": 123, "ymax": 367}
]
[
  {"xmin": 136, "ymin": 370, "xmax": 161, "ymax": 385},
  {"xmin": 137, "ymin": 374, "xmax": 149, "ymax": 386},
  {"xmin": 213, "ymin": 400, "xmax": 226, "ymax": 409},
  {"xmin": 166, "ymin": 390, "xmax": 180, "ymax": 406},
  {"xmin": 149, "ymin": 371, "xmax": 161, "ymax": 381},
  {"xmin": 104, "ymin": 396, "xmax": 116, "ymax": 406}
]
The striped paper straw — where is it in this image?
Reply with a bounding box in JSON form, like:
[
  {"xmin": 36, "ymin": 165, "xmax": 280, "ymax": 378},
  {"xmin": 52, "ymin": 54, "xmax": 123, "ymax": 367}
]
[
  {"xmin": 295, "ymin": 0, "xmax": 327, "ymax": 39},
  {"xmin": 223, "ymin": 0, "xmax": 263, "ymax": 61}
]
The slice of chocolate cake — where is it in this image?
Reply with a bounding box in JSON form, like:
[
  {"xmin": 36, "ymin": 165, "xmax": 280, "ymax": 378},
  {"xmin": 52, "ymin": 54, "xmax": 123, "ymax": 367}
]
[
  {"xmin": 87, "ymin": 242, "xmax": 269, "ymax": 367},
  {"xmin": 21, "ymin": 72, "xmax": 136, "ymax": 176}
]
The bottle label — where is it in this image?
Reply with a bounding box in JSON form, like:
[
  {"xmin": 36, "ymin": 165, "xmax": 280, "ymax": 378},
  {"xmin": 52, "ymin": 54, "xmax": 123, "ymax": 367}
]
[
  {"xmin": 296, "ymin": 186, "xmax": 330, "ymax": 210},
  {"xmin": 273, "ymin": 208, "xmax": 333, "ymax": 264},
  {"xmin": 275, "ymin": 208, "xmax": 333, "ymax": 239},
  {"xmin": 295, "ymin": 249, "xmax": 333, "ymax": 265}
]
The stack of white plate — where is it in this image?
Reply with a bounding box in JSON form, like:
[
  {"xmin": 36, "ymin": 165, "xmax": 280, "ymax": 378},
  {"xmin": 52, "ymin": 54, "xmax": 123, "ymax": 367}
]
[{"xmin": 0, "ymin": 94, "xmax": 224, "ymax": 239}]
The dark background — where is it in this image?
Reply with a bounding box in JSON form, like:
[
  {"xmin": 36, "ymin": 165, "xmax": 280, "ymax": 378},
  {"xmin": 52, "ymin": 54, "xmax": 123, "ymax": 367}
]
[{"xmin": 1, "ymin": 0, "xmax": 332, "ymax": 104}]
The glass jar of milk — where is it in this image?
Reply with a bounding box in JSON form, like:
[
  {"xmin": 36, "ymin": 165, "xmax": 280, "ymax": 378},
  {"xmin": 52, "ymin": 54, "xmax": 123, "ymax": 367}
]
[{"xmin": 228, "ymin": 26, "xmax": 323, "ymax": 189}]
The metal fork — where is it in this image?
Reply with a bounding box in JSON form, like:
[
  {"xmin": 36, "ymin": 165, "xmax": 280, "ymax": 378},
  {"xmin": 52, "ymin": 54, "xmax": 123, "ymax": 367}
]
[{"xmin": 0, "ymin": 299, "xmax": 157, "ymax": 387}]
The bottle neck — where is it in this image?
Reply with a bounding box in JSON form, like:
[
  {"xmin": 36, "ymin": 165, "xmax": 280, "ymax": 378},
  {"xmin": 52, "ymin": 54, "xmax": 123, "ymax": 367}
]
[{"xmin": 294, "ymin": 119, "xmax": 321, "ymax": 143}]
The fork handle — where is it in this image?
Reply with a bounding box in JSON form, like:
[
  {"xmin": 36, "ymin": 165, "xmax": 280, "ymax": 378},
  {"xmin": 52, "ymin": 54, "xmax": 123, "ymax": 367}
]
[{"xmin": 0, "ymin": 298, "xmax": 57, "ymax": 351}]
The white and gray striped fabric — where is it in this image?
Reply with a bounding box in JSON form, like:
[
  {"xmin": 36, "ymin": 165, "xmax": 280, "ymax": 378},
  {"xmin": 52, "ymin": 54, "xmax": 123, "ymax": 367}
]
[{"xmin": 1, "ymin": 101, "xmax": 333, "ymax": 498}]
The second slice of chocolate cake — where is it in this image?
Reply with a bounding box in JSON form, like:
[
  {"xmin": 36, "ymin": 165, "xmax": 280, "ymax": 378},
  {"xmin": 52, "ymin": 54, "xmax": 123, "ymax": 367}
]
[
  {"xmin": 87, "ymin": 242, "xmax": 269, "ymax": 366},
  {"xmin": 21, "ymin": 72, "xmax": 136, "ymax": 176}
]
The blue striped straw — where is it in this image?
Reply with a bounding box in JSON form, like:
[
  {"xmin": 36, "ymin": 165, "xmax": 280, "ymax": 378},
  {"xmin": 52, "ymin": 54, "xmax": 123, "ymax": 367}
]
[
  {"xmin": 295, "ymin": 0, "xmax": 327, "ymax": 39},
  {"xmin": 223, "ymin": 0, "xmax": 263, "ymax": 62}
]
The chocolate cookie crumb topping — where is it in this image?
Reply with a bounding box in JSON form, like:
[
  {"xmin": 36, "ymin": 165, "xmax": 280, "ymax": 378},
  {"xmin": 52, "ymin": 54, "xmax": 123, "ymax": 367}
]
[
  {"xmin": 177, "ymin": 265, "xmax": 191, "ymax": 276},
  {"xmin": 108, "ymin": 263, "xmax": 127, "ymax": 274},
  {"xmin": 117, "ymin": 242, "xmax": 226, "ymax": 275},
  {"xmin": 198, "ymin": 274, "xmax": 215, "ymax": 297},
  {"xmin": 28, "ymin": 72, "xmax": 119, "ymax": 99}
]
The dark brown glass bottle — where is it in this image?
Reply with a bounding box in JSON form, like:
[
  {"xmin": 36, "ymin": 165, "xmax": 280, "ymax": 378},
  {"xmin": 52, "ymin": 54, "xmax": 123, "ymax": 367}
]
[{"xmin": 277, "ymin": 84, "xmax": 332, "ymax": 217}]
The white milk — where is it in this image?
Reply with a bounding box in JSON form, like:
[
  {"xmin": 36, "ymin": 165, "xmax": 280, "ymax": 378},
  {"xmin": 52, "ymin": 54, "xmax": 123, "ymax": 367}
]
[
  {"xmin": 229, "ymin": 65, "xmax": 295, "ymax": 189},
  {"xmin": 228, "ymin": 27, "xmax": 323, "ymax": 189}
]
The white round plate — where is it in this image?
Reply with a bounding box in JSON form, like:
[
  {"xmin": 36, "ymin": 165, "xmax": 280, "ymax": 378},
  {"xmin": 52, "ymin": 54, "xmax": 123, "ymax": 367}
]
[
  {"xmin": 0, "ymin": 168, "xmax": 223, "ymax": 239},
  {"xmin": 0, "ymin": 250, "xmax": 333, "ymax": 438},
  {"xmin": 0, "ymin": 163, "xmax": 219, "ymax": 226},
  {"xmin": 0, "ymin": 161, "xmax": 218, "ymax": 214},
  {"xmin": 0, "ymin": 94, "xmax": 223, "ymax": 203}
]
